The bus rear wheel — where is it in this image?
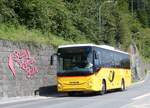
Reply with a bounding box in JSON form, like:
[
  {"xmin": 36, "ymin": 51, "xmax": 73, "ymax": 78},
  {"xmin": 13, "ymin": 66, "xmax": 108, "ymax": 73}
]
[{"xmin": 120, "ymin": 79, "xmax": 125, "ymax": 91}]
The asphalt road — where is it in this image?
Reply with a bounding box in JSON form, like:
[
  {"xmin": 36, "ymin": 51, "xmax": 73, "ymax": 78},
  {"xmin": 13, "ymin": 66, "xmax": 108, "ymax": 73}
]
[{"xmin": 0, "ymin": 74, "xmax": 150, "ymax": 108}]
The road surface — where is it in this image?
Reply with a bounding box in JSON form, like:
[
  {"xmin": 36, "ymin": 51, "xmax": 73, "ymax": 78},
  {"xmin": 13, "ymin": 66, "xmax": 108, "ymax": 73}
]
[{"xmin": 0, "ymin": 74, "xmax": 150, "ymax": 108}]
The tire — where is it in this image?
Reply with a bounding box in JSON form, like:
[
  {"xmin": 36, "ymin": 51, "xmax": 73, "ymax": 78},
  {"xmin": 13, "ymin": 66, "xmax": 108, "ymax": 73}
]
[
  {"xmin": 68, "ymin": 92, "xmax": 83, "ymax": 96},
  {"xmin": 68, "ymin": 92, "xmax": 75, "ymax": 96},
  {"xmin": 100, "ymin": 80, "xmax": 106, "ymax": 95},
  {"xmin": 120, "ymin": 79, "xmax": 125, "ymax": 91}
]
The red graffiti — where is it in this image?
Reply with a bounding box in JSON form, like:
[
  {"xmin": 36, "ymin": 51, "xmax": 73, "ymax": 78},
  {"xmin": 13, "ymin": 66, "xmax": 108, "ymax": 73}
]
[{"xmin": 8, "ymin": 49, "xmax": 38, "ymax": 78}]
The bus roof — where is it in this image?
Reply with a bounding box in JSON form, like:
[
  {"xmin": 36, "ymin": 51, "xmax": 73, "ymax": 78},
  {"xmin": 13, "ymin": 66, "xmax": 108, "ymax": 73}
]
[{"xmin": 58, "ymin": 44, "xmax": 129, "ymax": 55}]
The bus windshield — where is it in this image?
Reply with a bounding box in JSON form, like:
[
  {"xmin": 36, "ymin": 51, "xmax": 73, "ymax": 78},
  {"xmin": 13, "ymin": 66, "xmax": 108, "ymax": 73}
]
[{"xmin": 58, "ymin": 47, "xmax": 93, "ymax": 73}]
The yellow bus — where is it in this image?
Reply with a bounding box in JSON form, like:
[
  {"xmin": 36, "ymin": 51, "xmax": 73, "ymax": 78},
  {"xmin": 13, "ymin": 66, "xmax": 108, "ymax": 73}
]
[{"xmin": 52, "ymin": 44, "xmax": 131, "ymax": 95}]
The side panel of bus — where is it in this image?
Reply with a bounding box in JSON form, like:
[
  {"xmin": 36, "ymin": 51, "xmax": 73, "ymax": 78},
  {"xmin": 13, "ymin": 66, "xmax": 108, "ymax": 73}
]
[
  {"xmin": 93, "ymin": 47, "xmax": 131, "ymax": 91},
  {"xmin": 94, "ymin": 68, "xmax": 131, "ymax": 91}
]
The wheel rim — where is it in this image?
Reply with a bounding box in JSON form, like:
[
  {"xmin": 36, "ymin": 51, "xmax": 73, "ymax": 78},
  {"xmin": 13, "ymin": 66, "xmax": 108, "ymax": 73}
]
[
  {"xmin": 121, "ymin": 83, "xmax": 124, "ymax": 90},
  {"xmin": 101, "ymin": 81, "xmax": 106, "ymax": 94},
  {"xmin": 121, "ymin": 80, "xmax": 125, "ymax": 91}
]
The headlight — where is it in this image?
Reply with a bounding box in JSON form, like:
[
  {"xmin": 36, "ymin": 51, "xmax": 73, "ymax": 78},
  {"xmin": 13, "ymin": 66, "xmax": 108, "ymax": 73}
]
[{"xmin": 57, "ymin": 83, "xmax": 62, "ymax": 89}]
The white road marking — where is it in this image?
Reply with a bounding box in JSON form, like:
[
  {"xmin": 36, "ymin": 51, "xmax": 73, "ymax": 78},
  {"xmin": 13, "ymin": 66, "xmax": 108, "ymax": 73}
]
[{"xmin": 132, "ymin": 93, "xmax": 150, "ymax": 100}]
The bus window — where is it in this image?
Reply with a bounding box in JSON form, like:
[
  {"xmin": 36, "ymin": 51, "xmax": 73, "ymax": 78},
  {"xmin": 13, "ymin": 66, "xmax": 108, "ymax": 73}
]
[
  {"xmin": 93, "ymin": 50, "xmax": 100, "ymax": 71},
  {"xmin": 57, "ymin": 47, "xmax": 93, "ymax": 73}
]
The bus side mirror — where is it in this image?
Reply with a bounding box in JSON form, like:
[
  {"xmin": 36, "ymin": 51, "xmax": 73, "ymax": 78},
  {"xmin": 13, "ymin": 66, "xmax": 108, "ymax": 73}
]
[
  {"xmin": 94, "ymin": 66, "xmax": 100, "ymax": 72},
  {"xmin": 50, "ymin": 53, "xmax": 57, "ymax": 65},
  {"xmin": 50, "ymin": 55, "xmax": 54, "ymax": 65}
]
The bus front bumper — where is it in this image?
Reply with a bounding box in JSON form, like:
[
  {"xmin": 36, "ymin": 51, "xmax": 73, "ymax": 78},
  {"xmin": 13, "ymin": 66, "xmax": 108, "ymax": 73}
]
[{"xmin": 57, "ymin": 82, "xmax": 99, "ymax": 92}]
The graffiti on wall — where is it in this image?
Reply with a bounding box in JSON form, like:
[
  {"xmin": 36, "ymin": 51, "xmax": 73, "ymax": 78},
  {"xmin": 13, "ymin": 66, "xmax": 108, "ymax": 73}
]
[{"xmin": 8, "ymin": 49, "xmax": 38, "ymax": 78}]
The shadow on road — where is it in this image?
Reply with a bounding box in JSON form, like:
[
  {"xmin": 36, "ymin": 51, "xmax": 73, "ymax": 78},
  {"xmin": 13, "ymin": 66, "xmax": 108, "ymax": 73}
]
[{"xmin": 35, "ymin": 85, "xmax": 57, "ymax": 96}]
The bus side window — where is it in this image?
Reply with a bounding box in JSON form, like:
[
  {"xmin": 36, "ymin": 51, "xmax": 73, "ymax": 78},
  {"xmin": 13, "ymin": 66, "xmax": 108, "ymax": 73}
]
[
  {"xmin": 93, "ymin": 51, "xmax": 100, "ymax": 71},
  {"xmin": 94, "ymin": 51, "xmax": 98, "ymax": 62},
  {"xmin": 98, "ymin": 51, "xmax": 102, "ymax": 66}
]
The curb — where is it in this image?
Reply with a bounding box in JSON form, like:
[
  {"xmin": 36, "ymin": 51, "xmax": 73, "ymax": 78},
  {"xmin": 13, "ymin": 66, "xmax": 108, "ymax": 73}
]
[{"xmin": 131, "ymin": 71, "xmax": 149, "ymax": 86}]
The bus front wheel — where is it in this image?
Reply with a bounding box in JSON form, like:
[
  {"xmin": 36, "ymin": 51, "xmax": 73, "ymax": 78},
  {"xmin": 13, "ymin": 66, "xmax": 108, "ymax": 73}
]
[
  {"xmin": 100, "ymin": 80, "xmax": 106, "ymax": 95},
  {"xmin": 68, "ymin": 92, "xmax": 75, "ymax": 96}
]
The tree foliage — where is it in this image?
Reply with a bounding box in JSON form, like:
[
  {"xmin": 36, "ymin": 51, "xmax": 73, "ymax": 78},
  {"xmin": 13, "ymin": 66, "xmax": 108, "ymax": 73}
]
[{"xmin": 0, "ymin": 0, "xmax": 149, "ymax": 60}]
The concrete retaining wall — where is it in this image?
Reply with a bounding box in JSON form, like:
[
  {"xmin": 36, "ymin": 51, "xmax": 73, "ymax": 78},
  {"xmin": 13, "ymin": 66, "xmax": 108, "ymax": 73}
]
[
  {"xmin": 130, "ymin": 43, "xmax": 149, "ymax": 81},
  {"xmin": 0, "ymin": 40, "xmax": 57, "ymax": 98}
]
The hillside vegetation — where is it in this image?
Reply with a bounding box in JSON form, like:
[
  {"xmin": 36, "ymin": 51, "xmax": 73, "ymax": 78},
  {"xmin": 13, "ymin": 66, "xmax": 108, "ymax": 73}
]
[{"xmin": 0, "ymin": 0, "xmax": 150, "ymax": 60}]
